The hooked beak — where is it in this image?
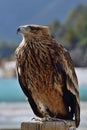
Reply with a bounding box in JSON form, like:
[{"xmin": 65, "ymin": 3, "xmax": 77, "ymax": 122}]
[
  {"xmin": 17, "ymin": 25, "xmax": 30, "ymax": 34},
  {"xmin": 16, "ymin": 26, "xmax": 25, "ymax": 34},
  {"xmin": 17, "ymin": 27, "xmax": 21, "ymax": 34}
]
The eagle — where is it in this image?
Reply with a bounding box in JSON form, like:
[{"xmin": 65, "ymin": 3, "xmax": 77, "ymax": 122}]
[{"xmin": 15, "ymin": 24, "xmax": 80, "ymax": 127}]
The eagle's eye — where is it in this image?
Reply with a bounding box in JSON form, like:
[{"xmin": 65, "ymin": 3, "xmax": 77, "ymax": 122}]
[
  {"xmin": 29, "ymin": 26, "xmax": 40, "ymax": 33},
  {"xmin": 30, "ymin": 27, "xmax": 36, "ymax": 31},
  {"xmin": 29, "ymin": 27, "xmax": 37, "ymax": 32}
]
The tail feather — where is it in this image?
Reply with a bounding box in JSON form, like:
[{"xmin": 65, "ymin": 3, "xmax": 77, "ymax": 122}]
[{"xmin": 75, "ymin": 102, "xmax": 80, "ymax": 127}]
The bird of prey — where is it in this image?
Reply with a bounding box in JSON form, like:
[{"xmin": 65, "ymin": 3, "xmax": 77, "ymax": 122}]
[{"xmin": 15, "ymin": 24, "xmax": 80, "ymax": 127}]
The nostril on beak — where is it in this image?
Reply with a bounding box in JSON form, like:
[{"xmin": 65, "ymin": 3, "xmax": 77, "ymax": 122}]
[{"xmin": 17, "ymin": 28, "xmax": 20, "ymax": 34}]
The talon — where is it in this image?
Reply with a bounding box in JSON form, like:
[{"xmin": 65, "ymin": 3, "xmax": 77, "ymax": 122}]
[
  {"xmin": 31, "ymin": 117, "xmax": 42, "ymax": 122},
  {"xmin": 31, "ymin": 117, "xmax": 35, "ymax": 120}
]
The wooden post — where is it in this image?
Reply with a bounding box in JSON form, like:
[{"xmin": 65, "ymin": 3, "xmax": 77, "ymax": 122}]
[{"xmin": 21, "ymin": 120, "xmax": 76, "ymax": 130}]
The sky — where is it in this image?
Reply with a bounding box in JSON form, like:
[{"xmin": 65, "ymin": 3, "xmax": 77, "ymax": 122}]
[{"xmin": 0, "ymin": 0, "xmax": 87, "ymax": 42}]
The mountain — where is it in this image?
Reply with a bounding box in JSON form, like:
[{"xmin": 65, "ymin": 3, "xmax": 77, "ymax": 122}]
[{"xmin": 0, "ymin": 0, "xmax": 87, "ymax": 42}]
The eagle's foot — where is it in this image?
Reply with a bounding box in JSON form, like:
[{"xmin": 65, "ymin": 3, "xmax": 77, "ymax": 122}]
[
  {"xmin": 31, "ymin": 116, "xmax": 52, "ymax": 122},
  {"xmin": 48, "ymin": 117, "xmax": 66, "ymax": 122},
  {"xmin": 43, "ymin": 116, "xmax": 66, "ymax": 123},
  {"xmin": 31, "ymin": 116, "xmax": 55, "ymax": 122},
  {"xmin": 40, "ymin": 115, "xmax": 65, "ymax": 122},
  {"xmin": 41, "ymin": 115, "xmax": 52, "ymax": 122},
  {"xmin": 32, "ymin": 116, "xmax": 68, "ymax": 125}
]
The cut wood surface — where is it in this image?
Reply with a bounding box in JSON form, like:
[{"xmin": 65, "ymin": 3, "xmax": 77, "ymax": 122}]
[{"xmin": 21, "ymin": 120, "xmax": 76, "ymax": 130}]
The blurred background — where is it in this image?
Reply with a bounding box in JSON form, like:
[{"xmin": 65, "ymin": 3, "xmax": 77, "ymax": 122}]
[{"xmin": 0, "ymin": 0, "xmax": 87, "ymax": 130}]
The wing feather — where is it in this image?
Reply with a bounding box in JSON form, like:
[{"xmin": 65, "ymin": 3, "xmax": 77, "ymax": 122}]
[
  {"xmin": 16, "ymin": 65, "xmax": 43, "ymax": 118},
  {"xmin": 50, "ymin": 40, "xmax": 80, "ymax": 127}
]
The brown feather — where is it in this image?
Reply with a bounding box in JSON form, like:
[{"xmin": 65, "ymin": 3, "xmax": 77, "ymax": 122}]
[{"xmin": 15, "ymin": 24, "xmax": 80, "ymax": 127}]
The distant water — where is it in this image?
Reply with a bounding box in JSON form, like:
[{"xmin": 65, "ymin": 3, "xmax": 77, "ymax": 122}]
[
  {"xmin": 0, "ymin": 78, "xmax": 26, "ymax": 102},
  {"xmin": 0, "ymin": 78, "xmax": 87, "ymax": 102}
]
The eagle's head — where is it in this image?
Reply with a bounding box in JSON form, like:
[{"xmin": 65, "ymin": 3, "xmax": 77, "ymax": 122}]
[{"xmin": 17, "ymin": 24, "xmax": 50, "ymax": 39}]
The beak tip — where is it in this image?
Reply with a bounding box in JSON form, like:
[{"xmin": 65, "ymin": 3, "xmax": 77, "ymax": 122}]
[{"xmin": 16, "ymin": 28, "xmax": 20, "ymax": 34}]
